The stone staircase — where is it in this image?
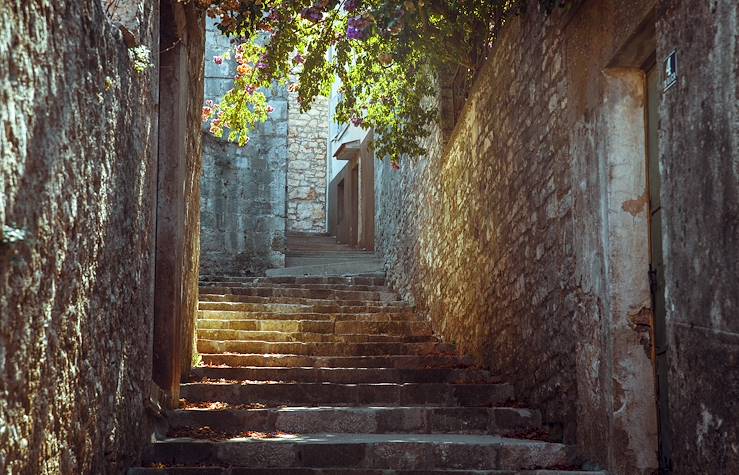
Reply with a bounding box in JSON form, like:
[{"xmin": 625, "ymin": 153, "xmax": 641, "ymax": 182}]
[
  {"xmin": 130, "ymin": 275, "xmax": 605, "ymax": 474},
  {"xmin": 266, "ymin": 233, "xmax": 384, "ymax": 277}
]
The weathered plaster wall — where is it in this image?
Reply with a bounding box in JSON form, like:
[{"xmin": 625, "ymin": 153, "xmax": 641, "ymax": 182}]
[
  {"xmin": 199, "ymin": 20, "xmax": 288, "ymax": 276},
  {"xmin": 564, "ymin": 1, "xmax": 660, "ymax": 473},
  {"xmin": 656, "ymin": 1, "xmax": 738, "ymax": 472},
  {"xmin": 287, "ymin": 92, "xmax": 329, "ymax": 233}
]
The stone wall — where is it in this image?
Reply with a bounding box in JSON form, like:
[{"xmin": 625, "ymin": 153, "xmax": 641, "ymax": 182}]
[
  {"xmin": 657, "ymin": 1, "xmax": 738, "ymax": 472},
  {"xmin": 373, "ymin": 1, "xmax": 739, "ymax": 473},
  {"xmin": 375, "ymin": 3, "xmax": 578, "ymax": 443},
  {"xmin": 0, "ymin": 0, "xmax": 203, "ymax": 473},
  {"xmin": 199, "ymin": 20, "xmax": 288, "ymax": 276},
  {"xmin": 287, "ymin": 92, "xmax": 329, "ymax": 233}
]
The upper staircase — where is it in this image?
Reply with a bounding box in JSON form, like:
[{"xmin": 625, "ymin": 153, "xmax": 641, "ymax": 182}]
[
  {"xmin": 129, "ymin": 271, "xmax": 607, "ymax": 474},
  {"xmin": 266, "ymin": 232, "xmax": 384, "ymax": 277}
]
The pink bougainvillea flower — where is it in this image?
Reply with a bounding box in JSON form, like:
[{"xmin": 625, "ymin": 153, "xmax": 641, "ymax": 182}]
[
  {"xmin": 201, "ymin": 106, "xmax": 212, "ymax": 122},
  {"xmin": 213, "ymin": 55, "xmax": 223, "ymax": 65},
  {"xmin": 266, "ymin": 105, "xmax": 275, "ymax": 113}
]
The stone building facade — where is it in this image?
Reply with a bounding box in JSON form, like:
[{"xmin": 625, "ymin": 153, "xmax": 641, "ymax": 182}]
[
  {"xmin": 0, "ymin": 1, "xmax": 205, "ymax": 473},
  {"xmin": 374, "ymin": 1, "xmax": 738, "ymax": 474},
  {"xmin": 287, "ymin": 92, "xmax": 329, "ymax": 233},
  {"xmin": 199, "ymin": 20, "xmax": 289, "ymax": 276},
  {"xmin": 199, "ymin": 25, "xmax": 329, "ymax": 275}
]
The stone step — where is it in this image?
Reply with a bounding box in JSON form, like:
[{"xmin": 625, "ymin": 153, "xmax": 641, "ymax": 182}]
[
  {"xmin": 266, "ymin": 259, "xmax": 385, "ymax": 277},
  {"xmin": 141, "ymin": 434, "xmax": 574, "ymax": 470},
  {"xmin": 200, "ymin": 282, "xmax": 391, "ymax": 292},
  {"xmin": 189, "ymin": 366, "xmax": 496, "ymax": 384},
  {"xmin": 179, "ymin": 382, "xmax": 514, "ymax": 406},
  {"xmin": 197, "ymin": 310, "xmax": 422, "ymax": 322},
  {"xmin": 196, "ymin": 329, "xmax": 436, "ymax": 344},
  {"xmin": 199, "ymin": 286, "xmax": 398, "ymax": 302},
  {"xmin": 167, "ymin": 406, "xmax": 541, "ymax": 436},
  {"xmin": 129, "ymin": 469, "xmax": 605, "ymax": 475},
  {"xmin": 200, "ymin": 353, "xmax": 471, "ymax": 369},
  {"xmin": 200, "ymin": 275, "xmax": 386, "ymax": 286},
  {"xmin": 198, "ymin": 302, "xmax": 411, "ymax": 314},
  {"xmin": 285, "ymin": 255, "xmax": 380, "ymax": 268},
  {"xmin": 130, "ymin": 469, "xmax": 605, "ymax": 475},
  {"xmin": 197, "ymin": 319, "xmax": 433, "ymax": 336},
  {"xmin": 199, "ymin": 294, "xmax": 406, "ymax": 308},
  {"xmin": 196, "ymin": 339, "xmax": 450, "ymax": 356}
]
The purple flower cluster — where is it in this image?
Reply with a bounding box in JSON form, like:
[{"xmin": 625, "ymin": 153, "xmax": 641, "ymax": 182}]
[
  {"xmin": 301, "ymin": 6, "xmax": 323, "ymax": 22},
  {"xmin": 347, "ymin": 16, "xmax": 371, "ymax": 41},
  {"xmin": 351, "ymin": 117, "xmax": 365, "ymax": 127},
  {"xmin": 344, "ymin": 0, "xmax": 361, "ymax": 13},
  {"xmin": 257, "ymin": 54, "xmax": 269, "ymax": 70}
]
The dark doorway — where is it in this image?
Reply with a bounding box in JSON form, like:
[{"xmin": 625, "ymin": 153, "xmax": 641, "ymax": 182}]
[{"xmin": 645, "ymin": 62, "xmax": 672, "ymax": 473}]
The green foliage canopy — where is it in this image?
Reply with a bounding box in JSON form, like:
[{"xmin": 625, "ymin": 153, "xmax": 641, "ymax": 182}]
[{"xmin": 197, "ymin": 0, "xmax": 565, "ymax": 164}]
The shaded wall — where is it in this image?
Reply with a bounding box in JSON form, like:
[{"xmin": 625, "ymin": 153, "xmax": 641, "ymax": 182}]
[
  {"xmin": 199, "ymin": 20, "xmax": 288, "ymax": 276},
  {"xmin": 0, "ymin": 0, "xmax": 204, "ymax": 472},
  {"xmin": 657, "ymin": 0, "xmax": 738, "ymax": 472}
]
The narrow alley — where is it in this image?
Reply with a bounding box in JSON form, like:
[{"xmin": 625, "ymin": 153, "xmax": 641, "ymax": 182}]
[{"xmin": 1, "ymin": 1, "xmax": 737, "ymax": 474}]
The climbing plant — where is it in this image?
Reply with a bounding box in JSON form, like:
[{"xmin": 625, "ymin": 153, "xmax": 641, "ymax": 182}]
[{"xmin": 196, "ymin": 0, "xmax": 567, "ymax": 165}]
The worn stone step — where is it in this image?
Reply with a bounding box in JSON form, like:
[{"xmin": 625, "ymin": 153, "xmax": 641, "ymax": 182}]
[
  {"xmin": 189, "ymin": 366, "xmax": 494, "ymax": 384},
  {"xmin": 198, "ymin": 302, "xmax": 411, "ymax": 314},
  {"xmin": 266, "ymin": 259, "xmax": 385, "ymax": 277},
  {"xmin": 199, "ymin": 275, "xmax": 387, "ymax": 286},
  {"xmin": 196, "ymin": 339, "xmax": 449, "ymax": 356},
  {"xmin": 200, "ymin": 353, "xmax": 471, "ymax": 369},
  {"xmin": 179, "ymin": 382, "xmax": 514, "ymax": 406},
  {"xmin": 130, "ymin": 468, "xmax": 605, "ymax": 475},
  {"xmin": 196, "ymin": 329, "xmax": 436, "ymax": 344},
  {"xmin": 197, "ymin": 310, "xmax": 422, "ymax": 322},
  {"xmin": 196, "ymin": 319, "xmax": 433, "ymax": 336},
  {"xmin": 200, "ymin": 294, "xmax": 406, "ymax": 308},
  {"xmin": 142, "ymin": 434, "xmax": 573, "ymax": 470},
  {"xmin": 167, "ymin": 406, "xmax": 541, "ymax": 436},
  {"xmin": 199, "ymin": 286, "xmax": 398, "ymax": 302},
  {"xmin": 131, "ymin": 470, "xmax": 604, "ymax": 475},
  {"xmin": 200, "ymin": 282, "xmax": 391, "ymax": 293}
]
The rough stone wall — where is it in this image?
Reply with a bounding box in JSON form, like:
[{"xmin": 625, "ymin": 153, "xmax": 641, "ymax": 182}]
[
  {"xmin": 656, "ymin": 1, "xmax": 738, "ymax": 472},
  {"xmin": 375, "ymin": 1, "xmax": 668, "ymax": 473},
  {"xmin": 0, "ymin": 1, "xmax": 157, "ymax": 473},
  {"xmin": 287, "ymin": 92, "xmax": 329, "ymax": 233},
  {"xmin": 199, "ymin": 20, "xmax": 288, "ymax": 276},
  {"xmin": 375, "ymin": 3, "xmax": 577, "ymax": 440}
]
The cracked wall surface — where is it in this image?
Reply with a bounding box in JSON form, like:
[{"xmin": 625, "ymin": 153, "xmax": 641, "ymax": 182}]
[{"xmin": 657, "ymin": 0, "xmax": 739, "ymax": 471}]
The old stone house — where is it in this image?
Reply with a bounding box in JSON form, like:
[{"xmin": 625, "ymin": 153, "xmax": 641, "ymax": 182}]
[{"xmin": 1, "ymin": 0, "xmax": 736, "ymax": 474}]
